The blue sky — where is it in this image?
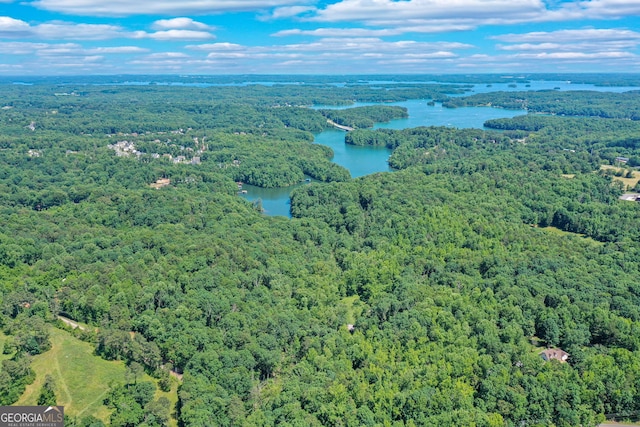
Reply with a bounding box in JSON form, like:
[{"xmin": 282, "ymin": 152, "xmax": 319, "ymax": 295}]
[{"xmin": 1, "ymin": 0, "xmax": 639, "ymax": 75}]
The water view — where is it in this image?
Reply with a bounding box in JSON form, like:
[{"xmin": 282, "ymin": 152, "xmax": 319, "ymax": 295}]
[
  {"xmin": 242, "ymin": 79, "xmax": 639, "ymax": 217},
  {"xmin": 242, "ymin": 100, "xmax": 526, "ymax": 216}
]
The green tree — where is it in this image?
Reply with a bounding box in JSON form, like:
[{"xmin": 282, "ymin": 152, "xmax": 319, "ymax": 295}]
[{"xmin": 37, "ymin": 374, "xmax": 57, "ymax": 406}]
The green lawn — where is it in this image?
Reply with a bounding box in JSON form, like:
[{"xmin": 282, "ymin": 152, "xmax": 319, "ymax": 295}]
[
  {"xmin": 156, "ymin": 376, "xmax": 180, "ymax": 427},
  {"xmin": 16, "ymin": 326, "xmax": 179, "ymax": 425},
  {"xmin": 17, "ymin": 327, "xmax": 125, "ymax": 422}
]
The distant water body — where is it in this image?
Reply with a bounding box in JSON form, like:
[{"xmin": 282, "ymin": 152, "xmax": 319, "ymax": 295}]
[
  {"xmin": 242, "ymin": 80, "xmax": 640, "ymax": 217},
  {"xmin": 6, "ymin": 77, "xmax": 637, "ymax": 216},
  {"xmin": 82, "ymin": 79, "xmax": 639, "ymax": 93},
  {"xmin": 13, "ymin": 77, "xmax": 629, "ymax": 217},
  {"xmin": 243, "ymin": 99, "xmax": 529, "ymax": 217}
]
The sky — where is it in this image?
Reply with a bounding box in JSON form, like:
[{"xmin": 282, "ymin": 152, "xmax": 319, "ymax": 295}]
[{"xmin": 1, "ymin": 0, "xmax": 640, "ymax": 75}]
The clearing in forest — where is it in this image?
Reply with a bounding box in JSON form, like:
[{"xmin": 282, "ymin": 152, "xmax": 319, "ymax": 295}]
[
  {"xmin": 16, "ymin": 327, "xmax": 125, "ymax": 422},
  {"xmin": 15, "ymin": 327, "xmax": 179, "ymax": 426},
  {"xmin": 600, "ymin": 165, "xmax": 640, "ymax": 190},
  {"xmin": 539, "ymin": 226, "xmax": 602, "ymax": 246}
]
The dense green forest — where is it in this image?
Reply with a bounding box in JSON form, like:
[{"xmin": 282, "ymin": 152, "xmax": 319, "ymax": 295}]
[
  {"xmin": 442, "ymin": 90, "xmax": 640, "ymax": 120},
  {"xmin": 2, "ymin": 77, "xmax": 640, "ymax": 426}
]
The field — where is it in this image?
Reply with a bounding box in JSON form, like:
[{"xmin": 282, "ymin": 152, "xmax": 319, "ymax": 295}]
[
  {"xmin": 16, "ymin": 327, "xmax": 125, "ymax": 421},
  {"xmin": 15, "ymin": 327, "xmax": 179, "ymax": 425},
  {"xmin": 600, "ymin": 165, "xmax": 640, "ymax": 190}
]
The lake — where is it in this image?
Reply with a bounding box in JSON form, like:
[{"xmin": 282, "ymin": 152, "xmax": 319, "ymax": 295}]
[
  {"xmin": 241, "ymin": 101, "xmax": 526, "ymax": 216},
  {"xmin": 242, "ymin": 80, "xmax": 640, "ymax": 217}
]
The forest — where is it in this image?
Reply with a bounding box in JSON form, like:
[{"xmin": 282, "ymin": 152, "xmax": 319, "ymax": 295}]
[{"xmin": 1, "ymin": 75, "xmax": 640, "ymax": 426}]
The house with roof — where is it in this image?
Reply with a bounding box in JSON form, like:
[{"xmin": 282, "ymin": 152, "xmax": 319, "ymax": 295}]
[{"xmin": 540, "ymin": 348, "xmax": 569, "ymax": 363}]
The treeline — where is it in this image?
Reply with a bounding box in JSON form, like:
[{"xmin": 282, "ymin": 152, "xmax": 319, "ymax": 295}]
[
  {"xmin": 484, "ymin": 114, "xmax": 640, "ymax": 166},
  {"xmin": 347, "ymin": 126, "xmax": 512, "ymax": 169},
  {"xmin": 6, "ymin": 73, "xmax": 638, "ymax": 86},
  {"xmin": 0, "ymin": 86, "xmax": 415, "ymax": 189},
  {"xmin": 319, "ymin": 105, "xmax": 408, "ymax": 129},
  {"xmin": 341, "ymin": 124, "xmax": 640, "ymax": 242},
  {"xmin": 442, "ymin": 90, "xmax": 640, "ymax": 120},
  {"xmin": 0, "ymin": 83, "xmax": 460, "ymax": 132}
]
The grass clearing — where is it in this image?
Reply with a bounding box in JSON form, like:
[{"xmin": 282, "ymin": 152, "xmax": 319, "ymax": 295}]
[
  {"xmin": 15, "ymin": 326, "xmax": 179, "ymax": 425},
  {"xmin": 17, "ymin": 327, "xmax": 125, "ymax": 422},
  {"xmin": 156, "ymin": 377, "xmax": 180, "ymax": 427},
  {"xmin": 600, "ymin": 165, "xmax": 640, "ymax": 190},
  {"xmin": 540, "ymin": 226, "xmax": 602, "ymax": 245}
]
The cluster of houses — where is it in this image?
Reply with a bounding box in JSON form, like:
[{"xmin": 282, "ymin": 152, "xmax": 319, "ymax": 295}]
[
  {"xmin": 108, "ymin": 139, "xmax": 202, "ymax": 165},
  {"xmin": 108, "ymin": 140, "xmax": 142, "ymax": 157}
]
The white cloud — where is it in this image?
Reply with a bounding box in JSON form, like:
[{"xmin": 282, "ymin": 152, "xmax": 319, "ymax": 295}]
[
  {"xmin": 0, "ymin": 16, "xmax": 215, "ymax": 41},
  {"xmin": 273, "ymin": 24, "xmax": 476, "ymax": 37},
  {"xmin": 259, "ymin": 5, "xmax": 316, "ymax": 20},
  {"xmin": 206, "ymin": 51, "xmax": 249, "ymax": 59},
  {"xmin": 87, "ymin": 46, "xmax": 149, "ymax": 53},
  {"xmin": 497, "ymin": 42, "xmax": 567, "ymax": 51},
  {"xmin": 499, "ymin": 40, "xmax": 640, "ymax": 51},
  {"xmin": 33, "ymin": 22, "xmax": 134, "ymax": 40},
  {"xmin": 183, "ymin": 37, "xmax": 471, "ymax": 71},
  {"xmin": 144, "ymin": 52, "xmax": 191, "ymax": 59},
  {"xmin": 187, "ymin": 38, "xmax": 472, "ymax": 55},
  {"xmin": 278, "ymin": 38, "xmax": 472, "ymax": 53},
  {"xmin": 273, "ymin": 27, "xmax": 401, "ymax": 37},
  {"xmin": 79, "ymin": 55, "xmax": 104, "ymax": 62},
  {"xmin": 186, "ymin": 42, "xmax": 245, "ymax": 51},
  {"xmin": 305, "ymin": 0, "xmax": 640, "ymax": 28},
  {"xmin": 311, "ymin": 0, "xmax": 546, "ymax": 25},
  {"xmin": 145, "ymin": 30, "xmax": 215, "ymax": 41},
  {"xmin": 493, "ymin": 28, "xmax": 640, "ymax": 43},
  {"xmin": 31, "ymin": 43, "xmax": 83, "ymax": 56},
  {"xmin": 0, "ymin": 42, "xmax": 50, "ymax": 54},
  {"xmin": 0, "ymin": 16, "xmax": 32, "ymax": 37},
  {"xmin": 0, "ymin": 41, "xmax": 148, "ymax": 56},
  {"xmin": 29, "ymin": 0, "xmax": 315, "ymax": 16},
  {"xmin": 513, "ymin": 51, "xmax": 637, "ymax": 60},
  {"xmin": 0, "ymin": 41, "xmax": 140, "ymax": 73},
  {"xmin": 573, "ymin": 0, "xmax": 640, "ymax": 18},
  {"xmin": 4, "ymin": 2, "xmax": 640, "ymax": 75},
  {"xmin": 493, "ymin": 29, "xmax": 640, "ymax": 57},
  {"xmin": 0, "ymin": 16, "xmax": 136, "ymax": 40},
  {"xmin": 152, "ymin": 17, "xmax": 213, "ymax": 31}
]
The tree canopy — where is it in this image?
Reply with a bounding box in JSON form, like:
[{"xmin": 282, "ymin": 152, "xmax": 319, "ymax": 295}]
[{"xmin": 2, "ymin": 77, "xmax": 640, "ymax": 426}]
